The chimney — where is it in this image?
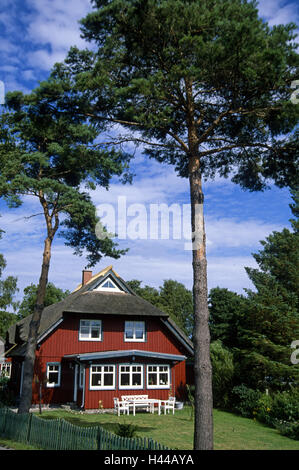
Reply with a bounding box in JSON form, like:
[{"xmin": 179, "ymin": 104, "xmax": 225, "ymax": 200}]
[{"xmin": 82, "ymin": 269, "xmax": 92, "ymax": 286}]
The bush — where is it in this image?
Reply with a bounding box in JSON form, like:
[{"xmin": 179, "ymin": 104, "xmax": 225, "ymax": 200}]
[
  {"xmin": 210, "ymin": 340, "xmax": 235, "ymax": 409},
  {"xmin": 231, "ymin": 385, "xmax": 262, "ymax": 418},
  {"xmin": 186, "ymin": 384, "xmax": 195, "ymax": 420},
  {"xmin": 256, "ymin": 393, "xmax": 273, "ymax": 426},
  {"xmin": 274, "ymin": 421, "xmax": 299, "ymax": 441},
  {"xmin": 0, "ymin": 376, "xmax": 16, "ymax": 406},
  {"xmin": 229, "ymin": 385, "xmax": 299, "ymax": 440},
  {"xmin": 270, "ymin": 389, "xmax": 299, "ymax": 423},
  {"xmin": 115, "ymin": 423, "xmax": 138, "ymax": 438}
]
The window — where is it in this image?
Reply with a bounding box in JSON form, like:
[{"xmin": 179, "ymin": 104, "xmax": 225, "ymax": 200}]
[
  {"xmin": 46, "ymin": 363, "xmax": 61, "ymax": 388},
  {"xmin": 90, "ymin": 365, "xmax": 115, "ymax": 390},
  {"xmin": 96, "ymin": 276, "xmax": 123, "ymax": 292},
  {"xmin": 102, "ymin": 280, "xmax": 115, "ymax": 289},
  {"xmin": 0, "ymin": 362, "xmax": 11, "ymax": 378},
  {"xmin": 119, "ymin": 365, "xmax": 143, "ymax": 389},
  {"xmin": 147, "ymin": 365, "xmax": 170, "ymax": 389},
  {"xmin": 124, "ymin": 321, "xmax": 145, "ymax": 342},
  {"xmin": 79, "ymin": 320, "xmax": 102, "ymax": 341}
]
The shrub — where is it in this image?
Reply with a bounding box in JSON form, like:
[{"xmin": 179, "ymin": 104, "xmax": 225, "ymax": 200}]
[
  {"xmin": 256, "ymin": 393, "xmax": 273, "ymax": 426},
  {"xmin": 230, "ymin": 385, "xmax": 299, "ymax": 440},
  {"xmin": 270, "ymin": 389, "xmax": 299, "ymax": 423},
  {"xmin": 274, "ymin": 421, "xmax": 299, "ymax": 441},
  {"xmin": 115, "ymin": 423, "xmax": 138, "ymax": 438},
  {"xmin": 0, "ymin": 376, "xmax": 16, "ymax": 406},
  {"xmin": 231, "ymin": 384, "xmax": 262, "ymax": 418},
  {"xmin": 186, "ymin": 384, "xmax": 195, "ymax": 420},
  {"xmin": 210, "ymin": 340, "xmax": 235, "ymax": 409}
]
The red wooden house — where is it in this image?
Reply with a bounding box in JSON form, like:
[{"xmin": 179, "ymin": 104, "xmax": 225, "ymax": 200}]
[{"xmin": 6, "ymin": 266, "xmax": 193, "ymax": 409}]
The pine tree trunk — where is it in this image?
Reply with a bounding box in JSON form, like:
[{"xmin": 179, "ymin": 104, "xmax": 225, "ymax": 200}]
[
  {"xmin": 18, "ymin": 236, "xmax": 52, "ymax": 414},
  {"xmin": 189, "ymin": 156, "xmax": 213, "ymax": 450}
]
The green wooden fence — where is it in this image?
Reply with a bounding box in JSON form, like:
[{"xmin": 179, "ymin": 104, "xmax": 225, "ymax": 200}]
[{"xmin": 0, "ymin": 408, "xmax": 170, "ymax": 450}]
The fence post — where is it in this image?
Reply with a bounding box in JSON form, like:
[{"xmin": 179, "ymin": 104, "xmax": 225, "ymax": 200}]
[
  {"xmin": 57, "ymin": 419, "xmax": 63, "ymax": 450},
  {"xmin": 26, "ymin": 413, "xmax": 32, "ymax": 444},
  {"xmin": 0, "ymin": 408, "xmax": 7, "ymax": 436},
  {"xmin": 97, "ymin": 426, "xmax": 102, "ymax": 450}
]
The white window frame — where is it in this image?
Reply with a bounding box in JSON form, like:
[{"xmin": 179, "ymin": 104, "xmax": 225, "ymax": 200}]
[
  {"xmin": 46, "ymin": 362, "xmax": 61, "ymax": 388},
  {"xmin": 124, "ymin": 321, "xmax": 145, "ymax": 342},
  {"xmin": 79, "ymin": 319, "xmax": 102, "ymax": 341},
  {"xmin": 147, "ymin": 365, "xmax": 170, "ymax": 389},
  {"xmin": 96, "ymin": 277, "xmax": 123, "ymax": 292},
  {"xmin": 119, "ymin": 364, "xmax": 144, "ymax": 389},
  {"xmin": 0, "ymin": 362, "xmax": 11, "ymax": 378},
  {"xmin": 89, "ymin": 364, "xmax": 116, "ymax": 390}
]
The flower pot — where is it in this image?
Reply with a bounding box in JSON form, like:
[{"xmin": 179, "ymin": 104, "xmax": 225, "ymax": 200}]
[{"xmin": 175, "ymin": 402, "xmax": 184, "ymax": 410}]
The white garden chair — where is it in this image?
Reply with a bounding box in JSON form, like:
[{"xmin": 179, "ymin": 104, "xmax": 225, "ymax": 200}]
[
  {"xmin": 161, "ymin": 396, "xmax": 176, "ymax": 415},
  {"xmin": 113, "ymin": 398, "xmax": 129, "ymax": 416}
]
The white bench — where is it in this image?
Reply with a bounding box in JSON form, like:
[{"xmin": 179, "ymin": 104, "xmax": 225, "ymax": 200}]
[{"xmin": 121, "ymin": 395, "xmax": 151, "ymax": 415}]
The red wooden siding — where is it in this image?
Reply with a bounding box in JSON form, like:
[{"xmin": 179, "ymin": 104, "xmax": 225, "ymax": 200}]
[
  {"xmin": 82, "ymin": 358, "xmax": 186, "ymax": 409},
  {"xmin": 29, "ymin": 314, "xmax": 190, "ymax": 409},
  {"xmin": 37, "ymin": 314, "xmax": 187, "ymax": 357}
]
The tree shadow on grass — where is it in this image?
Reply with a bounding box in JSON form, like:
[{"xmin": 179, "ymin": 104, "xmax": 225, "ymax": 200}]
[{"xmin": 44, "ymin": 414, "xmax": 156, "ymax": 434}]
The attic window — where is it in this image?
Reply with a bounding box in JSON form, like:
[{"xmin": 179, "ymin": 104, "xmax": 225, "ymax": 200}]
[
  {"xmin": 102, "ymin": 280, "xmax": 115, "ymax": 289},
  {"xmin": 96, "ymin": 276, "xmax": 123, "ymax": 292}
]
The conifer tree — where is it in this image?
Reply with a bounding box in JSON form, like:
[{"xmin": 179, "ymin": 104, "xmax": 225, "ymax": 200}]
[
  {"xmin": 238, "ymin": 188, "xmax": 299, "ymax": 391},
  {"xmin": 64, "ymin": 0, "xmax": 298, "ymax": 448},
  {"xmin": 0, "ymin": 76, "xmax": 130, "ymax": 413},
  {"xmin": 0, "ymin": 229, "xmax": 19, "ymax": 338}
]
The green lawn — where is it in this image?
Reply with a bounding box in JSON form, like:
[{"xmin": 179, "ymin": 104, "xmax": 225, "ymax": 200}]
[
  {"xmin": 19, "ymin": 406, "xmax": 298, "ymax": 451},
  {"xmin": 0, "ymin": 438, "xmax": 36, "ymax": 450}
]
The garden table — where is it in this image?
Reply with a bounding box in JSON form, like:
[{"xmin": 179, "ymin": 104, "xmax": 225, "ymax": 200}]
[{"xmin": 126, "ymin": 398, "xmax": 161, "ymax": 416}]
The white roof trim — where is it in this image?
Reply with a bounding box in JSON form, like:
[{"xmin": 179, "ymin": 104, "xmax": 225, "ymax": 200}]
[
  {"xmin": 64, "ymin": 349, "xmax": 187, "ymax": 362},
  {"xmin": 37, "ymin": 318, "xmax": 64, "ymax": 344},
  {"xmin": 95, "ymin": 275, "xmax": 124, "ymax": 293}
]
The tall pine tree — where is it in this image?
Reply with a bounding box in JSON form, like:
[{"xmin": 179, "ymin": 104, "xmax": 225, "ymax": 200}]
[
  {"xmin": 63, "ymin": 0, "xmax": 298, "ymax": 448},
  {"xmin": 0, "ymin": 75, "xmax": 130, "ymax": 413}
]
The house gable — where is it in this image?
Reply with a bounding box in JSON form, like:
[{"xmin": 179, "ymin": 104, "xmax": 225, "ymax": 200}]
[
  {"xmin": 91, "ymin": 272, "xmax": 130, "ymax": 294},
  {"xmin": 6, "ymin": 266, "xmax": 193, "ymax": 357},
  {"xmin": 72, "ymin": 266, "xmax": 135, "ymax": 295}
]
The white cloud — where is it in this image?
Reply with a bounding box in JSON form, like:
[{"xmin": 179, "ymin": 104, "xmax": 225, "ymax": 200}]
[
  {"xmin": 91, "ymin": 159, "xmax": 189, "ymax": 208},
  {"xmin": 25, "ymin": 0, "xmax": 92, "ymax": 71},
  {"xmin": 206, "ymin": 255, "xmax": 257, "ymax": 294},
  {"xmin": 205, "ymin": 217, "xmax": 283, "ymax": 251},
  {"xmin": 27, "ymin": 49, "xmax": 68, "ymax": 71},
  {"xmin": 258, "ymin": 0, "xmax": 298, "ymax": 26}
]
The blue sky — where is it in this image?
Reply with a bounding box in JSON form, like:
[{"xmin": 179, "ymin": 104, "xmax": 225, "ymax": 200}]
[{"xmin": 0, "ymin": 0, "xmax": 298, "ymax": 301}]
